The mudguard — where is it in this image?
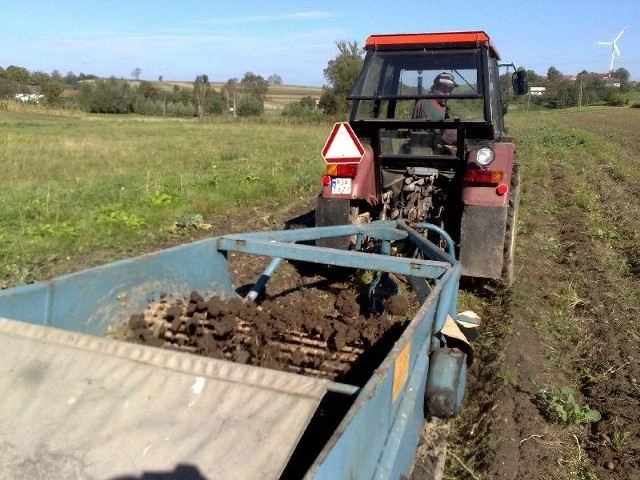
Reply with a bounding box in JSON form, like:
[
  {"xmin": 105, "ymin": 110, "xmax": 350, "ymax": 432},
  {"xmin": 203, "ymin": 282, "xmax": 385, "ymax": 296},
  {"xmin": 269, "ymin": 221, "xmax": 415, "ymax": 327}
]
[
  {"xmin": 315, "ymin": 197, "xmax": 351, "ymax": 249},
  {"xmin": 459, "ymin": 204, "xmax": 508, "ymax": 279}
]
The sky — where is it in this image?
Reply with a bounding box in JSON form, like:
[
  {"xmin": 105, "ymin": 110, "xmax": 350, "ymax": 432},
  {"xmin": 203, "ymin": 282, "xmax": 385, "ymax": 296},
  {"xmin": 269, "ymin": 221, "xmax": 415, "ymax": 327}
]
[{"xmin": 1, "ymin": 1, "xmax": 639, "ymax": 86}]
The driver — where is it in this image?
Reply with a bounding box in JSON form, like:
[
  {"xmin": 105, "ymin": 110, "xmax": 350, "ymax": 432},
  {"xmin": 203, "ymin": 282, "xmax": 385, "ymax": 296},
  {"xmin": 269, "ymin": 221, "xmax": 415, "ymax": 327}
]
[
  {"xmin": 412, "ymin": 72, "xmax": 455, "ymax": 120},
  {"xmin": 412, "ymin": 72, "xmax": 458, "ymax": 153}
]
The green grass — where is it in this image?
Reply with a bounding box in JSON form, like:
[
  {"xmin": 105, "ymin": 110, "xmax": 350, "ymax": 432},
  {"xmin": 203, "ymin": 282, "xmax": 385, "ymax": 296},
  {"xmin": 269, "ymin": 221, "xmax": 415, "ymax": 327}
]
[{"xmin": 0, "ymin": 109, "xmax": 332, "ymax": 287}]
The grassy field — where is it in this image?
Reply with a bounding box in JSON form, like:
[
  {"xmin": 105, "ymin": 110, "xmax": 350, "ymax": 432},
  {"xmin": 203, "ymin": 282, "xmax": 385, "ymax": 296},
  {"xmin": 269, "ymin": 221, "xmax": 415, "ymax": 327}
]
[{"xmin": 0, "ymin": 105, "xmax": 332, "ymax": 287}]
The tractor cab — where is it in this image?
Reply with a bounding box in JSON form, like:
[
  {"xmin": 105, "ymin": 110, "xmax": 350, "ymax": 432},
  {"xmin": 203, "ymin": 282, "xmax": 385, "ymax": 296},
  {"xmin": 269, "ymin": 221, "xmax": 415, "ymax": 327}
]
[
  {"xmin": 317, "ymin": 31, "xmax": 527, "ymax": 285},
  {"xmin": 348, "ymin": 32, "xmax": 521, "ymax": 159}
]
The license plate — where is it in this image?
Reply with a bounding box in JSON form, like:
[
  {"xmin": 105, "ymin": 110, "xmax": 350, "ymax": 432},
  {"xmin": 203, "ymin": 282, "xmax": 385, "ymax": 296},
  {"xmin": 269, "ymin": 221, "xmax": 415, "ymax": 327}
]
[{"xmin": 331, "ymin": 178, "xmax": 352, "ymax": 195}]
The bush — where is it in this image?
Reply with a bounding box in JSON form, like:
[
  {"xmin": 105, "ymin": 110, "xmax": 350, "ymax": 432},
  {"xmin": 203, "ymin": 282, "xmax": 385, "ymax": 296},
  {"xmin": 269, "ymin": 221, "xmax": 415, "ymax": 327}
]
[
  {"xmin": 281, "ymin": 97, "xmax": 323, "ymax": 118},
  {"xmin": 133, "ymin": 96, "xmax": 162, "ymax": 116},
  {"xmin": 299, "ymin": 95, "xmax": 316, "ymax": 109},
  {"xmin": 80, "ymin": 78, "xmax": 133, "ymax": 113},
  {"xmin": 607, "ymin": 92, "xmax": 628, "ymax": 107},
  {"xmin": 0, "ymin": 80, "xmax": 25, "ymax": 98},
  {"xmin": 236, "ymin": 94, "xmax": 264, "ymax": 117},
  {"xmin": 165, "ymin": 101, "xmax": 196, "ymax": 117}
]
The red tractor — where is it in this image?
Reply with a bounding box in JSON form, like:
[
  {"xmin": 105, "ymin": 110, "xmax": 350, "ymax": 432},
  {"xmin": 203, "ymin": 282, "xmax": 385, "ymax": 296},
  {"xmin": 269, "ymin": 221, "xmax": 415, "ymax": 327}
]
[{"xmin": 316, "ymin": 31, "xmax": 528, "ymax": 285}]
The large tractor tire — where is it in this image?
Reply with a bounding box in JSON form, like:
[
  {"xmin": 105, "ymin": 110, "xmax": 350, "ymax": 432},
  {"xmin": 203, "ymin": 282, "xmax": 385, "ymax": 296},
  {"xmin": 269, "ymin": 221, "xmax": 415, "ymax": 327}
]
[{"xmin": 501, "ymin": 163, "xmax": 521, "ymax": 287}]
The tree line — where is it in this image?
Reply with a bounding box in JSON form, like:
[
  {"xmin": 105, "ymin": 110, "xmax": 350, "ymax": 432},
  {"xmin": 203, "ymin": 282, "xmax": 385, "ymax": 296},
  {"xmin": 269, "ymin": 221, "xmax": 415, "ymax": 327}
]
[
  {"xmin": 3, "ymin": 44, "xmax": 637, "ymax": 119},
  {"xmin": 518, "ymin": 66, "xmax": 638, "ymax": 109},
  {"xmin": 0, "ymin": 65, "xmax": 276, "ymax": 118},
  {"xmin": 0, "ymin": 65, "xmax": 98, "ymax": 104},
  {"xmin": 0, "ymin": 45, "xmax": 362, "ymax": 119}
]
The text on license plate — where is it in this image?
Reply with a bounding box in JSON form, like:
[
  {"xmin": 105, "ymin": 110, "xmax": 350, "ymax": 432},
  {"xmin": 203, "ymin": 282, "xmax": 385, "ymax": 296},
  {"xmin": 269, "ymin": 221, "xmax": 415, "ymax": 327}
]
[{"xmin": 331, "ymin": 178, "xmax": 352, "ymax": 195}]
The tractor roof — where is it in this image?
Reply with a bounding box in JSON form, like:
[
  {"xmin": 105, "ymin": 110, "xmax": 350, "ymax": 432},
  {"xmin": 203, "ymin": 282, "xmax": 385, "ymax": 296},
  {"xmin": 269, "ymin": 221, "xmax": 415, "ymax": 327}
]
[{"xmin": 364, "ymin": 31, "xmax": 501, "ymax": 60}]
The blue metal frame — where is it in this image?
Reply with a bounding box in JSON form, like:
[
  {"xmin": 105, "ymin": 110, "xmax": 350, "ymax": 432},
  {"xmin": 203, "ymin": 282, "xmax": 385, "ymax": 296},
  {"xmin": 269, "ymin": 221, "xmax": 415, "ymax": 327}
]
[
  {"xmin": 212, "ymin": 220, "xmax": 462, "ymax": 479},
  {"xmin": 0, "ymin": 220, "xmax": 462, "ymax": 480}
]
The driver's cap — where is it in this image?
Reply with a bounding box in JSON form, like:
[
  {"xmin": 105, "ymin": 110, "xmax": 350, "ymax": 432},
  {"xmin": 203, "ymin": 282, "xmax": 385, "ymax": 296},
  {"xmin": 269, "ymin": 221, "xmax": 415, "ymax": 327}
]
[{"xmin": 435, "ymin": 72, "xmax": 455, "ymax": 89}]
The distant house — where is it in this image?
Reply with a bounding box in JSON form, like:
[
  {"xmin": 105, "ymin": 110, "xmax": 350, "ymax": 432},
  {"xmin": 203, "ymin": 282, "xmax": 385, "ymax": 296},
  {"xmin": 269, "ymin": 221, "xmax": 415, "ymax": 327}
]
[
  {"xmin": 530, "ymin": 86, "xmax": 546, "ymax": 96},
  {"xmin": 603, "ymin": 76, "xmax": 621, "ymax": 88}
]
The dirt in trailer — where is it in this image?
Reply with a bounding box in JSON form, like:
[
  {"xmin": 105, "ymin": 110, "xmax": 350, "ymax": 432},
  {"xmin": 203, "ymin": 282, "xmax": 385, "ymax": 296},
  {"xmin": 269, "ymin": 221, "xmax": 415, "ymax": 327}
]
[{"xmin": 110, "ymin": 263, "xmax": 413, "ymax": 386}]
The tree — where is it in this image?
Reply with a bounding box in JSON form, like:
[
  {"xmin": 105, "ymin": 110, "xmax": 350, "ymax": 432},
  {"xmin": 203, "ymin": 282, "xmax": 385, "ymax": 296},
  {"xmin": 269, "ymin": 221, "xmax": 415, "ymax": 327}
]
[
  {"xmin": 241, "ymin": 72, "xmax": 269, "ymax": 100},
  {"xmin": 268, "ymin": 74, "xmax": 283, "ymax": 85},
  {"xmin": 546, "ymin": 81, "xmax": 579, "ymax": 109},
  {"xmin": 0, "ymin": 80, "xmax": 23, "ymax": 97},
  {"xmin": 40, "ymin": 81, "xmax": 64, "ymax": 104},
  {"xmin": 221, "ymin": 78, "xmax": 239, "ymax": 114},
  {"xmin": 29, "ymin": 71, "xmax": 52, "ymax": 87},
  {"xmin": 204, "ymin": 89, "xmax": 225, "ymax": 115},
  {"xmin": 546, "ymin": 66, "xmax": 563, "ymax": 84},
  {"xmin": 131, "ymin": 68, "xmax": 142, "ymax": 81},
  {"xmin": 525, "ymin": 70, "xmax": 541, "ymax": 85},
  {"xmin": 78, "ymin": 73, "xmax": 98, "ymax": 81},
  {"xmin": 612, "ymin": 68, "xmax": 631, "ymax": 92},
  {"xmin": 612, "ymin": 68, "xmax": 630, "ymax": 83},
  {"xmin": 5, "ymin": 65, "xmax": 30, "ymax": 84},
  {"xmin": 322, "ymin": 40, "xmax": 364, "ymax": 114},
  {"xmin": 79, "ymin": 77, "xmax": 133, "ymax": 113},
  {"xmin": 137, "ymin": 81, "xmax": 161, "ymax": 100},
  {"xmin": 63, "ymin": 71, "xmax": 78, "ymax": 85},
  {"xmin": 575, "ymin": 71, "xmax": 606, "ymax": 105},
  {"xmin": 193, "ymin": 74, "xmax": 210, "ymax": 119},
  {"xmin": 541, "ymin": 66, "xmax": 565, "ymax": 103},
  {"xmin": 169, "ymin": 83, "xmax": 192, "ymax": 105}
]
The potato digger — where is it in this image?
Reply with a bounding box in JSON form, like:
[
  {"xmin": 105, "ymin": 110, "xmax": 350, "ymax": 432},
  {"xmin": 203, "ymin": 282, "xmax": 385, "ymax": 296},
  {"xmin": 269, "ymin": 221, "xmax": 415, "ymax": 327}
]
[{"xmin": 0, "ymin": 31, "xmax": 525, "ymax": 480}]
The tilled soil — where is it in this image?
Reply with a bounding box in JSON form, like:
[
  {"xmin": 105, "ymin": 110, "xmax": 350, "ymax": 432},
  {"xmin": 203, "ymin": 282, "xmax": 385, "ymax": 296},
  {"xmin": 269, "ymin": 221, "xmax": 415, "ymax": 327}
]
[{"xmin": 111, "ymin": 263, "xmax": 412, "ymax": 386}]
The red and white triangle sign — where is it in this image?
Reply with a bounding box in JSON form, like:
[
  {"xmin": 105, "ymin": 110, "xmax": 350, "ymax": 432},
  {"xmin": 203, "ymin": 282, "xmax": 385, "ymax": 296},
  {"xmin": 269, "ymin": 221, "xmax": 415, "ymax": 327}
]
[{"xmin": 321, "ymin": 122, "xmax": 365, "ymax": 164}]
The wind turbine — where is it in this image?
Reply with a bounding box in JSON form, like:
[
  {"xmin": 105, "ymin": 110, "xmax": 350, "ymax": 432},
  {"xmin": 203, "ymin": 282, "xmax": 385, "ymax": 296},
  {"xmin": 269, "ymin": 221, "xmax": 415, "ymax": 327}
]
[{"xmin": 597, "ymin": 27, "xmax": 627, "ymax": 72}]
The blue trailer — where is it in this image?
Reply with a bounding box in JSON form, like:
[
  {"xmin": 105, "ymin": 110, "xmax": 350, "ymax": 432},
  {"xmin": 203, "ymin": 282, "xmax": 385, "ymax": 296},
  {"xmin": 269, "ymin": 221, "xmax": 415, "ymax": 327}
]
[{"xmin": 0, "ymin": 220, "xmax": 475, "ymax": 479}]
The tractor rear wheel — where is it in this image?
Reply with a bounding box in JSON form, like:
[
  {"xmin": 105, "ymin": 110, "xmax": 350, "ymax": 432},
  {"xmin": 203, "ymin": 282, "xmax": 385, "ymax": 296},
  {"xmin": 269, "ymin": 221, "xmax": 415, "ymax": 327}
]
[{"xmin": 502, "ymin": 163, "xmax": 521, "ymax": 287}]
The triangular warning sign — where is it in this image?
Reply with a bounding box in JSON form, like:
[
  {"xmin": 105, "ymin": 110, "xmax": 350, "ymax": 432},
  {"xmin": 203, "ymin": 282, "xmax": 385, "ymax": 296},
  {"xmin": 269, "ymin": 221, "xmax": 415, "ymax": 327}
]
[{"xmin": 321, "ymin": 122, "xmax": 365, "ymax": 163}]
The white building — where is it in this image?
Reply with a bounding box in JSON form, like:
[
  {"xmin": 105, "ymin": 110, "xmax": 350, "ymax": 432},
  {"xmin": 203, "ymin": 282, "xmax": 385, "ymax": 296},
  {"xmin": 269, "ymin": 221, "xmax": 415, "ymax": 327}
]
[{"xmin": 15, "ymin": 93, "xmax": 45, "ymax": 103}]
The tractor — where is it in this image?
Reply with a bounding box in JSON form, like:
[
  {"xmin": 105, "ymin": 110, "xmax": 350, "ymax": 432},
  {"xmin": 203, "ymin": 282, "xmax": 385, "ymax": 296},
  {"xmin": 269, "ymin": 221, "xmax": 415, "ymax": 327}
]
[{"xmin": 316, "ymin": 31, "xmax": 528, "ymax": 285}]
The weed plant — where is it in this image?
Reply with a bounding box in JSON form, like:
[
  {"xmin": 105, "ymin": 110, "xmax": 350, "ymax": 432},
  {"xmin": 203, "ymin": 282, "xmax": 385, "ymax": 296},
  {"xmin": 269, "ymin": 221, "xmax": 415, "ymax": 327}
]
[{"xmin": 533, "ymin": 382, "xmax": 601, "ymax": 425}]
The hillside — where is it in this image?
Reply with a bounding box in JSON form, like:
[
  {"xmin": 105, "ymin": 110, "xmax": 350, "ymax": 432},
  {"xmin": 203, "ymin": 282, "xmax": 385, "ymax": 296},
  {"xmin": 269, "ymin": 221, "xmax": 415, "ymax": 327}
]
[{"xmin": 153, "ymin": 80, "xmax": 323, "ymax": 109}]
